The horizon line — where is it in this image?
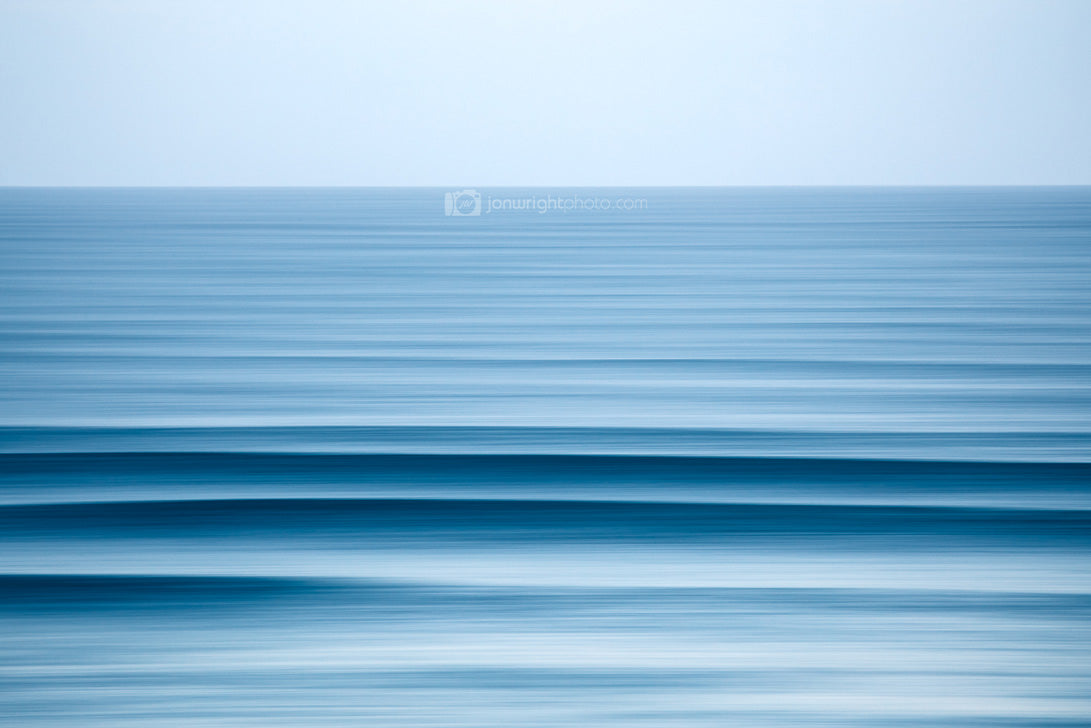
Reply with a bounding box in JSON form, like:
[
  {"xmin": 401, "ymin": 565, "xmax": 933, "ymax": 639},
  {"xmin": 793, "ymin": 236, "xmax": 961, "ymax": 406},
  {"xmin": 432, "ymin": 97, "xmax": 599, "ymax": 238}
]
[{"xmin": 3, "ymin": 184, "xmax": 1091, "ymax": 190}]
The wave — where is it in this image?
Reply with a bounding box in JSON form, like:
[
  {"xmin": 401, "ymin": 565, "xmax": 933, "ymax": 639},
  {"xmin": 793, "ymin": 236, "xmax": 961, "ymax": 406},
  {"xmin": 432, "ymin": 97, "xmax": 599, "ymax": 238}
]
[
  {"xmin": 3, "ymin": 497, "xmax": 1089, "ymax": 549},
  {"xmin": 5, "ymin": 573, "xmax": 1091, "ymax": 613},
  {"xmin": 2, "ymin": 451, "xmax": 1088, "ymax": 509},
  {"xmin": 3, "ymin": 426, "xmax": 1090, "ymax": 462}
]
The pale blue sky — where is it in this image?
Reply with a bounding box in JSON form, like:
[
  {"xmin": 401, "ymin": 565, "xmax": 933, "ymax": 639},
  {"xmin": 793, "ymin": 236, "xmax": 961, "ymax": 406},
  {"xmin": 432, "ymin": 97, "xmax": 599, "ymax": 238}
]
[{"xmin": 1, "ymin": 0, "xmax": 1088, "ymax": 186}]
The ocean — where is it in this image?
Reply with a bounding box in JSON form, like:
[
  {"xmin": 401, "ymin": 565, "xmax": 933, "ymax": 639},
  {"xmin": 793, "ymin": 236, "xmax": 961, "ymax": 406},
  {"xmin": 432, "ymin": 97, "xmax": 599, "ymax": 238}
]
[{"xmin": 1, "ymin": 187, "xmax": 1090, "ymax": 726}]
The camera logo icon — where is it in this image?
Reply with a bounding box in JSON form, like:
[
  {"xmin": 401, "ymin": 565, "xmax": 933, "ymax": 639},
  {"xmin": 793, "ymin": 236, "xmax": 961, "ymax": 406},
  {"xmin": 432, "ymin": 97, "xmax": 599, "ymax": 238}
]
[{"xmin": 444, "ymin": 189, "xmax": 481, "ymax": 216}]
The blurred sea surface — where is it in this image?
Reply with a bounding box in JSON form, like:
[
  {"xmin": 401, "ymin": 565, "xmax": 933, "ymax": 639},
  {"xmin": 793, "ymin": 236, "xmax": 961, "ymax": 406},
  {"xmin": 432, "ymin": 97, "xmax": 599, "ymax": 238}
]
[{"xmin": 1, "ymin": 187, "xmax": 1090, "ymax": 726}]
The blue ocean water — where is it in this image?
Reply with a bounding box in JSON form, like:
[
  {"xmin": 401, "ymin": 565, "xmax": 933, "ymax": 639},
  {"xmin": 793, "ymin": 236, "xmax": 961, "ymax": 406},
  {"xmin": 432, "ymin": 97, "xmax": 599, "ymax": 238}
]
[{"xmin": 1, "ymin": 187, "xmax": 1090, "ymax": 726}]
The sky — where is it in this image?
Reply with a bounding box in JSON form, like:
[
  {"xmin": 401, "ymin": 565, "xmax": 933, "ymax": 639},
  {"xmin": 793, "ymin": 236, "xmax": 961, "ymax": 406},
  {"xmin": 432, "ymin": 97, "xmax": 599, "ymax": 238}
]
[{"xmin": 0, "ymin": 0, "xmax": 1088, "ymax": 186}]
